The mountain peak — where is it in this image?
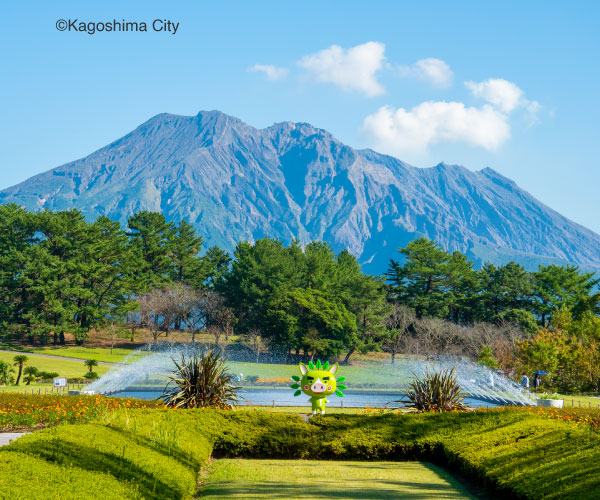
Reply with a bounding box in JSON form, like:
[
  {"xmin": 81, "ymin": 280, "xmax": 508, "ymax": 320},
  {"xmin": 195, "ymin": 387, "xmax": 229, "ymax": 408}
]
[{"xmin": 1, "ymin": 111, "xmax": 599, "ymax": 273}]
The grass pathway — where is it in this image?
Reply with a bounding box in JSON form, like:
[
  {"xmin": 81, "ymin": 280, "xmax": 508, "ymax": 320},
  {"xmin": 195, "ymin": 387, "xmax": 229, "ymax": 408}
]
[{"xmin": 198, "ymin": 459, "xmax": 480, "ymax": 500}]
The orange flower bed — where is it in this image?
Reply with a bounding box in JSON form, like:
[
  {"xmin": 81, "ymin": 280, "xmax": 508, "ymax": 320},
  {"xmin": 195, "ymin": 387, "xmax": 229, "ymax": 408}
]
[{"xmin": 0, "ymin": 393, "xmax": 162, "ymax": 430}]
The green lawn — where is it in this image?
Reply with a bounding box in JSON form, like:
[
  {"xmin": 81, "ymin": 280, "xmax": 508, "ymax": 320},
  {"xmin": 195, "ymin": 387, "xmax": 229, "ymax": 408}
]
[
  {"xmin": 557, "ymin": 394, "xmax": 600, "ymax": 409},
  {"xmin": 226, "ymin": 360, "xmax": 412, "ymax": 388},
  {"xmin": 0, "ymin": 351, "xmax": 110, "ymax": 388},
  {"xmin": 29, "ymin": 346, "xmax": 143, "ymax": 364},
  {"xmin": 198, "ymin": 459, "xmax": 478, "ymax": 499}
]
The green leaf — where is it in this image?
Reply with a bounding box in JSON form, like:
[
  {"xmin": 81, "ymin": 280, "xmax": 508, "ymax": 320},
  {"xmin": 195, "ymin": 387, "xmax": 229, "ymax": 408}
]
[
  {"xmin": 335, "ymin": 390, "xmax": 344, "ymax": 397},
  {"xmin": 324, "ymin": 361, "xmax": 329, "ymax": 370},
  {"xmin": 316, "ymin": 359, "xmax": 322, "ymax": 369},
  {"xmin": 308, "ymin": 361, "xmax": 315, "ymax": 370},
  {"xmin": 337, "ymin": 376, "xmax": 346, "ymax": 382},
  {"xmin": 338, "ymin": 384, "xmax": 347, "ymax": 390},
  {"xmin": 290, "ymin": 383, "xmax": 299, "ymax": 389},
  {"xmin": 291, "ymin": 375, "xmax": 300, "ymax": 381},
  {"xmin": 293, "ymin": 390, "xmax": 302, "ymax": 397}
]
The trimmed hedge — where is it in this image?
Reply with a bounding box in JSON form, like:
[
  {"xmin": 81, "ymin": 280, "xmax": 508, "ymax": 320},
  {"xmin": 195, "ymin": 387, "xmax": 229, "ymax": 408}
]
[
  {"xmin": 2, "ymin": 407, "xmax": 600, "ymax": 499},
  {"xmin": 0, "ymin": 451, "xmax": 143, "ymax": 500},
  {"xmin": 1, "ymin": 412, "xmax": 213, "ymax": 500},
  {"xmin": 209, "ymin": 409, "xmax": 600, "ymax": 499}
]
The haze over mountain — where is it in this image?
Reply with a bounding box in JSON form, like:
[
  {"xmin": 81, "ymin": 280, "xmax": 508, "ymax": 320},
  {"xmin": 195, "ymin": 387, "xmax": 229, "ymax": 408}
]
[{"xmin": 1, "ymin": 110, "xmax": 599, "ymax": 274}]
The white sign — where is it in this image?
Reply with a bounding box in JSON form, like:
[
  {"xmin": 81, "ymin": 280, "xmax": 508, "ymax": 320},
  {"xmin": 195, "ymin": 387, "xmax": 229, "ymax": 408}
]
[{"xmin": 53, "ymin": 377, "xmax": 67, "ymax": 387}]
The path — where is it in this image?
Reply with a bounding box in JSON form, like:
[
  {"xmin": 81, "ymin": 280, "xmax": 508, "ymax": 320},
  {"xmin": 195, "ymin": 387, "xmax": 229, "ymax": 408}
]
[
  {"xmin": 0, "ymin": 432, "xmax": 29, "ymax": 447},
  {"xmin": 0, "ymin": 349, "xmax": 120, "ymax": 366},
  {"xmin": 199, "ymin": 459, "xmax": 483, "ymax": 499}
]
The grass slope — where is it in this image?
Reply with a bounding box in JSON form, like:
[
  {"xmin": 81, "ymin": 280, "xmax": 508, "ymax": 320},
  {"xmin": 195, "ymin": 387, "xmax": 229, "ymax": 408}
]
[
  {"xmin": 199, "ymin": 459, "xmax": 478, "ymax": 499},
  {"xmin": 0, "ymin": 351, "xmax": 110, "ymax": 382}
]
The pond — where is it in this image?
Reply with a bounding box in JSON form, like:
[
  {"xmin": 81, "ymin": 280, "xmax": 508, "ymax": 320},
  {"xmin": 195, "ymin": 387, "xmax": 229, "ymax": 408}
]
[{"xmin": 110, "ymin": 387, "xmax": 500, "ymax": 408}]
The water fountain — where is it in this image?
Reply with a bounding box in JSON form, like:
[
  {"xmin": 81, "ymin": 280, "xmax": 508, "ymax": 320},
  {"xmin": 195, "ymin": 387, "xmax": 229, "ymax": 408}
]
[{"xmin": 83, "ymin": 342, "xmax": 534, "ymax": 407}]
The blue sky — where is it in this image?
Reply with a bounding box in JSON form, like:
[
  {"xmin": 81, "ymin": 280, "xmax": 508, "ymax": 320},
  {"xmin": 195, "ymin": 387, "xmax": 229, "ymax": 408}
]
[{"xmin": 1, "ymin": 1, "xmax": 599, "ymax": 232}]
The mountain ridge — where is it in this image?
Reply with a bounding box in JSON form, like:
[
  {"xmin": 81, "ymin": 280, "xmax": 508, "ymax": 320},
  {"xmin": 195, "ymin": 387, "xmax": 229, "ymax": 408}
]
[{"xmin": 1, "ymin": 110, "xmax": 599, "ymax": 274}]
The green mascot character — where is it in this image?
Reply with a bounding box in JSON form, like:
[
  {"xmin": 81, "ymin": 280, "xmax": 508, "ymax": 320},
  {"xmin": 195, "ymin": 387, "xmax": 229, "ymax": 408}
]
[{"xmin": 290, "ymin": 360, "xmax": 346, "ymax": 415}]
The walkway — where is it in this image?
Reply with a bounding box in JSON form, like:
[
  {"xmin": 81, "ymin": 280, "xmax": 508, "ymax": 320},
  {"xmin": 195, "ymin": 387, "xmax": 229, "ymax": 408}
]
[{"xmin": 0, "ymin": 432, "xmax": 29, "ymax": 447}]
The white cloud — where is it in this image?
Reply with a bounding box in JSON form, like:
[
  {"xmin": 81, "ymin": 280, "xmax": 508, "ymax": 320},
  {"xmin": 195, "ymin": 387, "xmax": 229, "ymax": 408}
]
[
  {"xmin": 298, "ymin": 42, "xmax": 386, "ymax": 97},
  {"xmin": 362, "ymin": 102, "xmax": 510, "ymax": 154},
  {"xmin": 465, "ymin": 78, "xmax": 523, "ymax": 112},
  {"xmin": 398, "ymin": 58, "xmax": 453, "ymax": 88},
  {"xmin": 465, "ymin": 78, "xmax": 540, "ymax": 120},
  {"xmin": 248, "ymin": 64, "xmax": 289, "ymax": 81}
]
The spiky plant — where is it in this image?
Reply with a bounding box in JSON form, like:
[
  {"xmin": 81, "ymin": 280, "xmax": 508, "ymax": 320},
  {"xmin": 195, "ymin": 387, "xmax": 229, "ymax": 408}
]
[
  {"xmin": 403, "ymin": 367, "xmax": 468, "ymax": 412},
  {"xmin": 161, "ymin": 349, "xmax": 240, "ymax": 409}
]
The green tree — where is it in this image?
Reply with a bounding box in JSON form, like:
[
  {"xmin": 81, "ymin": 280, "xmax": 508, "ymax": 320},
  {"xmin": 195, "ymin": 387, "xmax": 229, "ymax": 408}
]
[
  {"xmin": 387, "ymin": 238, "xmax": 462, "ymax": 320},
  {"xmin": 443, "ymin": 251, "xmax": 479, "ymax": 324},
  {"xmin": 476, "ymin": 261, "xmax": 533, "ymax": 323},
  {"xmin": 0, "ymin": 204, "xmax": 36, "ymax": 335},
  {"xmin": 72, "ymin": 216, "xmax": 132, "ymax": 340},
  {"xmin": 169, "ymin": 220, "xmax": 206, "ymax": 286},
  {"xmin": 288, "ymin": 288, "xmax": 358, "ymax": 359},
  {"xmin": 338, "ymin": 270, "xmax": 389, "ymax": 362},
  {"xmin": 203, "ymin": 246, "xmax": 232, "ymax": 290},
  {"xmin": 84, "ymin": 359, "xmax": 98, "ymax": 373},
  {"xmin": 13, "ymin": 354, "xmax": 28, "ymax": 385},
  {"xmin": 127, "ymin": 211, "xmax": 176, "ymax": 291},
  {"xmin": 222, "ymin": 238, "xmax": 303, "ymax": 339},
  {"xmin": 532, "ymin": 264, "xmax": 598, "ymax": 327}
]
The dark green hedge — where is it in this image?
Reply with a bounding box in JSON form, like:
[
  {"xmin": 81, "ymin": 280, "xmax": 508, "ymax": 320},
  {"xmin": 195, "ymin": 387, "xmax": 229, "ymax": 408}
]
[{"xmin": 1, "ymin": 407, "xmax": 600, "ymax": 499}]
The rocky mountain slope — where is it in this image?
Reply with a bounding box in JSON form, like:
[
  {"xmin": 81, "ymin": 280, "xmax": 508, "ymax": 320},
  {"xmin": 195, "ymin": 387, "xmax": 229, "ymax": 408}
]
[{"xmin": 2, "ymin": 110, "xmax": 599, "ymax": 273}]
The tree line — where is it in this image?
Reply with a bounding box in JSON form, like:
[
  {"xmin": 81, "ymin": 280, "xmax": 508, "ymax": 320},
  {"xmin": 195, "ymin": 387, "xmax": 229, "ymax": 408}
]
[{"xmin": 1, "ymin": 205, "xmax": 599, "ymax": 375}]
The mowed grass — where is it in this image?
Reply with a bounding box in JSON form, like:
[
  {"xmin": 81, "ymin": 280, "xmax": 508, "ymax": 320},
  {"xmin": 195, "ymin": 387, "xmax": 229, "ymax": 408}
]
[
  {"xmin": 4, "ymin": 346, "xmax": 143, "ymax": 364},
  {"xmin": 0, "ymin": 351, "xmax": 111, "ymax": 387},
  {"xmin": 198, "ymin": 459, "xmax": 478, "ymax": 500},
  {"xmin": 556, "ymin": 394, "xmax": 600, "ymax": 408}
]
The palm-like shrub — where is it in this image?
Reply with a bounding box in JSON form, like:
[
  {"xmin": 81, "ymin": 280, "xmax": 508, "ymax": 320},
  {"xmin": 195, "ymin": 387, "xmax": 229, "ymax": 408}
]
[
  {"xmin": 404, "ymin": 368, "xmax": 468, "ymax": 412},
  {"xmin": 161, "ymin": 349, "xmax": 240, "ymax": 409},
  {"xmin": 0, "ymin": 361, "xmax": 15, "ymax": 385},
  {"xmin": 13, "ymin": 354, "xmax": 28, "ymax": 385},
  {"xmin": 84, "ymin": 359, "xmax": 98, "ymax": 373},
  {"xmin": 23, "ymin": 366, "xmax": 39, "ymax": 385}
]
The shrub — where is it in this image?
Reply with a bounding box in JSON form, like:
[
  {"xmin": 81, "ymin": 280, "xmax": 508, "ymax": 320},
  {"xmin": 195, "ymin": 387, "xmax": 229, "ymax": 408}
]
[
  {"xmin": 402, "ymin": 368, "xmax": 468, "ymax": 412},
  {"xmin": 0, "ymin": 451, "xmax": 143, "ymax": 500},
  {"xmin": 4, "ymin": 404, "xmax": 600, "ymax": 499},
  {"xmin": 0, "ymin": 360, "xmax": 15, "ymax": 385},
  {"xmin": 84, "ymin": 371, "xmax": 99, "ymax": 380},
  {"xmin": 3, "ymin": 423, "xmax": 208, "ymax": 500},
  {"xmin": 161, "ymin": 349, "xmax": 240, "ymax": 409},
  {"xmin": 537, "ymin": 392, "xmax": 561, "ymax": 400},
  {"xmin": 22, "ymin": 366, "xmax": 38, "ymax": 385},
  {"xmin": 36, "ymin": 371, "xmax": 59, "ymax": 381}
]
